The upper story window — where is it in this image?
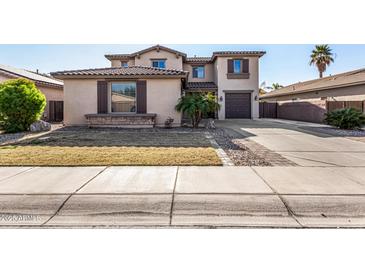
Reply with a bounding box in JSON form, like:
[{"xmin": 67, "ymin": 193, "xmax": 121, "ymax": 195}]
[
  {"xmin": 121, "ymin": 61, "xmax": 128, "ymax": 68},
  {"xmin": 192, "ymin": 66, "xmax": 205, "ymax": 78},
  {"xmin": 151, "ymin": 59, "xmax": 166, "ymax": 69},
  {"xmin": 233, "ymin": 60, "xmax": 241, "ymax": 73},
  {"xmin": 227, "ymin": 59, "xmax": 250, "ymax": 79}
]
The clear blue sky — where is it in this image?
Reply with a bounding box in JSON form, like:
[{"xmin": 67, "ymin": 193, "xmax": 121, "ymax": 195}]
[{"xmin": 1, "ymin": 44, "xmax": 364, "ymax": 87}]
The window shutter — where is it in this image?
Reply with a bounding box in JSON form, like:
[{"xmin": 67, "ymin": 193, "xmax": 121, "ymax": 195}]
[
  {"xmin": 242, "ymin": 59, "xmax": 249, "ymax": 73},
  {"xmin": 136, "ymin": 80, "xmax": 147, "ymax": 114},
  {"xmin": 97, "ymin": 81, "xmax": 108, "ymax": 114},
  {"xmin": 227, "ymin": 59, "xmax": 234, "ymax": 73}
]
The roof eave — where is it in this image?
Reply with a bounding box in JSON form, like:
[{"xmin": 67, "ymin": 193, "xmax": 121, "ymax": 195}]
[
  {"xmin": 0, "ymin": 69, "xmax": 63, "ymax": 88},
  {"xmin": 211, "ymin": 52, "xmax": 266, "ymax": 61},
  {"xmin": 261, "ymin": 80, "xmax": 365, "ymax": 99},
  {"xmin": 51, "ymin": 74, "xmax": 188, "ymax": 80}
]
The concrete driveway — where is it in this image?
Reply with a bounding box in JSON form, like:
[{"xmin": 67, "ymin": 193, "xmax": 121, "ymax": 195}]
[{"xmin": 216, "ymin": 119, "xmax": 365, "ymax": 167}]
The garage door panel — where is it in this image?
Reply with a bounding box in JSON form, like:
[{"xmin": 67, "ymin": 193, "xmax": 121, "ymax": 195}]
[{"xmin": 225, "ymin": 93, "xmax": 251, "ymax": 118}]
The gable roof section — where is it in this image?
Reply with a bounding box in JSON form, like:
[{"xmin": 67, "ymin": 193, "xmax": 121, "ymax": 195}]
[
  {"xmin": 261, "ymin": 68, "xmax": 365, "ymax": 99},
  {"xmin": 51, "ymin": 66, "xmax": 188, "ymax": 79},
  {"xmin": 0, "ymin": 63, "xmax": 63, "ymax": 88},
  {"xmin": 105, "ymin": 44, "xmax": 187, "ymax": 61}
]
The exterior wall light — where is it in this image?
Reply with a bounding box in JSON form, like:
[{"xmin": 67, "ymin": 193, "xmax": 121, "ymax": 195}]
[{"xmin": 219, "ymin": 96, "xmax": 223, "ymax": 102}]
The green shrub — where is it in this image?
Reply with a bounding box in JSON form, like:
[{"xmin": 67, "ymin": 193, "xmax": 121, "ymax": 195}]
[
  {"xmin": 0, "ymin": 78, "xmax": 46, "ymax": 133},
  {"xmin": 175, "ymin": 92, "xmax": 220, "ymax": 128},
  {"xmin": 324, "ymin": 108, "xmax": 365, "ymax": 129}
]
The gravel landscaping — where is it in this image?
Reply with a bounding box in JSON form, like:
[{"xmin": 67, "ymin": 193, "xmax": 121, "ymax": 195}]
[{"xmin": 209, "ymin": 128, "xmax": 271, "ymax": 166}]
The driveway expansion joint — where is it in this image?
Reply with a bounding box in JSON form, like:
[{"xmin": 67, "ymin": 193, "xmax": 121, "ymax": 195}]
[
  {"xmin": 250, "ymin": 167, "xmax": 303, "ymax": 227},
  {"xmin": 169, "ymin": 166, "xmax": 179, "ymax": 225},
  {"xmin": 40, "ymin": 166, "xmax": 110, "ymax": 226}
]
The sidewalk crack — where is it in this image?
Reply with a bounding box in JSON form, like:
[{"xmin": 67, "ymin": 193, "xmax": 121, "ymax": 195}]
[
  {"xmin": 251, "ymin": 167, "xmax": 304, "ymax": 228},
  {"xmin": 40, "ymin": 166, "xmax": 109, "ymax": 226},
  {"xmin": 169, "ymin": 166, "xmax": 179, "ymax": 226}
]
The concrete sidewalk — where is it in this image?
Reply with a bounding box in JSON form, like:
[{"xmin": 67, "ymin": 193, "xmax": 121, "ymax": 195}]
[{"xmin": 1, "ymin": 166, "xmax": 365, "ymax": 228}]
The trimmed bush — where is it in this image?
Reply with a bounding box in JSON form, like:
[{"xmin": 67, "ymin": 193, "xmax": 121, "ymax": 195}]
[
  {"xmin": 0, "ymin": 78, "xmax": 46, "ymax": 133},
  {"xmin": 324, "ymin": 107, "xmax": 365, "ymax": 130}
]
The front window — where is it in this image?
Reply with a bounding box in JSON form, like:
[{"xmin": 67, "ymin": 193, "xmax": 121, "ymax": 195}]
[
  {"xmin": 152, "ymin": 59, "xmax": 166, "ymax": 69},
  {"xmin": 121, "ymin": 62, "xmax": 128, "ymax": 68},
  {"xmin": 111, "ymin": 82, "xmax": 136, "ymax": 113},
  {"xmin": 192, "ymin": 66, "xmax": 205, "ymax": 78},
  {"xmin": 233, "ymin": 59, "xmax": 241, "ymax": 73}
]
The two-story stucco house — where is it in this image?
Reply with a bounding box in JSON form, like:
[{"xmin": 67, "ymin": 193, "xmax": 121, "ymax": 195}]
[{"xmin": 51, "ymin": 45, "xmax": 265, "ymax": 127}]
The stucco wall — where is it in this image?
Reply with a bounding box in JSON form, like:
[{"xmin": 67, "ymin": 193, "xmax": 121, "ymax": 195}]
[
  {"xmin": 183, "ymin": 63, "xmax": 215, "ymax": 83},
  {"xmin": 0, "ymin": 73, "xmax": 15, "ymax": 82},
  {"xmin": 63, "ymin": 79, "xmax": 98, "ymax": 125},
  {"xmin": 215, "ymin": 57, "xmax": 260, "ymax": 119},
  {"xmin": 134, "ymin": 49, "xmax": 183, "ymax": 70},
  {"xmin": 38, "ymin": 86, "xmax": 63, "ymax": 119},
  {"xmin": 111, "ymin": 60, "xmax": 121, "ymax": 67},
  {"xmin": 110, "ymin": 59, "xmax": 135, "ymax": 68},
  {"xmin": 63, "ymin": 78, "xmax": 182, "ymax": 127},
  {"xmin": 146, "ymin": 78, "xmax": 182, "ymax": 126},
  {"xmin": 262, "ymin": 84, "xmax": 365, "ymax": 102}
]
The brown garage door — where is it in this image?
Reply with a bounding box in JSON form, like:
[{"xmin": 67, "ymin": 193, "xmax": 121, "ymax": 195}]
[{"xmin": 225, "ymin": 93, "xmax": 251, "ymax": 118}]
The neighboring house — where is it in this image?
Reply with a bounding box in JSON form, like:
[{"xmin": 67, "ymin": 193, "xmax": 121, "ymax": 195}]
[
  {"xmin": 261, "ymin": 68, "xmax": 365, "ymax": 102},
  {"xmin": 0, "ymin": 64, "xmax": 64, "ymax": 122},
  {"xmin": 51, "ymin": 45, "xmax": 265, "ymax": 127}
]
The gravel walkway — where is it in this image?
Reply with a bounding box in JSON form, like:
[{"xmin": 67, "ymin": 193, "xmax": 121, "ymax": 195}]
[{"xmin": 0, "ymin": 124, "xmax": 63, "ymax": 145}]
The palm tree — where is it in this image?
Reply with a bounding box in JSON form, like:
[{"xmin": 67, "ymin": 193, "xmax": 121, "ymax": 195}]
[
  {"xmin": 272, "ymin": 83, "xmax": 283, "ymax": 90},
  {"xmin": 310, "ymin": 45, "xmax": 334, "ymax": 78},
  {"xmin": 175, "ymin": 92, "xmax": 220, "ymax": 128}
]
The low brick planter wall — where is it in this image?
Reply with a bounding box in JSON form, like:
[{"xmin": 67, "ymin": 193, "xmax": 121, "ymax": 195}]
[{"xmin": 85, "ymin": 113, "xmax": 157, "ymax": 128}]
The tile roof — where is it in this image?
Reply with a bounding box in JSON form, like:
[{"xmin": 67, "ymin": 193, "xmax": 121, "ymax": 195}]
[
  {"xmin": 185, "ymin": 57, "xmax": 212, "ymax": 63},
  {"xmin": 261, "ymin": 68, "xmax": 365, "ymax": 99},
  {"xmin": 105, "ymin": 44, "xmax": 187, "ymax": 61},
  {"xmin": 0, "ymin": 63, "xmax": 63, "ymax": 87},
  {"xmin": 51, "ymin": 66, "xmax": 188, "ymax": 79},
  {"xmin": 212, "ymin": 51, "xmax": 266, "ymax": 56},
  {"xmin": 186, "ymin": 82, "xmax": 217, "ymax": 89}
]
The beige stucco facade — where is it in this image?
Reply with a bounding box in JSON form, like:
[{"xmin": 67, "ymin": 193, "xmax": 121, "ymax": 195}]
[
  {"xmin": 63, "ymin": 79, "xmax": 98, "ymax": 125},
  {"xmin": 38, "ymin": 85, "xmax": 64, "ymax": 119},
  {"xmin": 109, "ymin": 49, "xmax": 183, "ymax": 70},
  {"xmin": 146, "ymin": 79, "xmax": 182, "ymax": 126},
  {"xmin": 63, "ymin": 78, "xmax": 182, "ymax": 127},
  {"xmin": 183, "ymin": 63, "xmax": 214, "ymax": 82},
  {"xmin": 214, "ymin": 56, "xmax": 260, "ymax": 119},
  {"xmin": 61, "ymin": 46, "xmax": 265, "ymax": 124},
  {"xmin": 134, "ymin": 50, "xmax": 183, "ymax": 70},
  {"xmin": 261, "ymin": 84, "xmax": 365, "ymax": 102}
]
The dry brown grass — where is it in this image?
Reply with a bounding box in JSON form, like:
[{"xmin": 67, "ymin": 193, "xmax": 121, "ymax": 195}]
[{"xmin": 0, "ymin": 145, "xmax": 221, "ymax": 166}]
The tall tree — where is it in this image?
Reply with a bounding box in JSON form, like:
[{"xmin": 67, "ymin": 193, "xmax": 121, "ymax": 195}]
[
  {"xmin": 272, "ymin": 83, "xmax": 283, "ymax": 90},
  {"xmin": 310, "ymin": 45, "xmax": 334, "ymax": 78}
]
